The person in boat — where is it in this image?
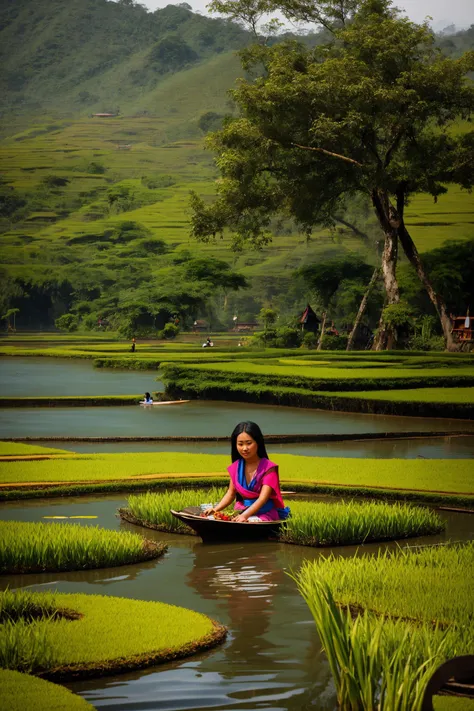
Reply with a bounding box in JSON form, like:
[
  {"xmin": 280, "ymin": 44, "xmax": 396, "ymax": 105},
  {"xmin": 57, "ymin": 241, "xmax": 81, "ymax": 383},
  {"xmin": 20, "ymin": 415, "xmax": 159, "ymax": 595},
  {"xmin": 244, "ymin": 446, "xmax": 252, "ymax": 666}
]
[
  {"xmin": 143, "ymin": 392, "xmax": 153, "ymax": 404},
  {"xmin": 204, "ymin": 421, "xmax": 290, "ymax": 523}
]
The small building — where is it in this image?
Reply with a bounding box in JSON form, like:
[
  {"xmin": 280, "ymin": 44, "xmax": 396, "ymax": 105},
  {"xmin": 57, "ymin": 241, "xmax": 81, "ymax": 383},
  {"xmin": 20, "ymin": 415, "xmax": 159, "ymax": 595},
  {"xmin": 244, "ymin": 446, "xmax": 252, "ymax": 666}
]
[
  {"xmin": 92, "ymin": 113, "xmax": 118, "ymax": 118},
  {"xmin": 299, "ymin": 304, "xmax": 320, "ymax": 333},
  {"xmin": 193, "ymin": 319, "xmax": 209, "ymax": 332},
  {"xmin": 451, "ymin": 313, "xmax": 473, "ymax": 347},
  {"xmin": 233, "ymin": 321, "xmax": 258, "ymax": 332}
]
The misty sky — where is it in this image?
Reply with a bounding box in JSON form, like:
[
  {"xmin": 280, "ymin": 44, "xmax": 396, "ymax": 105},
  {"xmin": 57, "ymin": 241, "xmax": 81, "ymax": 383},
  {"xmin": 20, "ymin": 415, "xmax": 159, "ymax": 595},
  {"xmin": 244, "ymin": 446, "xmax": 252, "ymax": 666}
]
[{"xmin": 139, "ymin": 0, "xmax": 473, "ymax": 30}]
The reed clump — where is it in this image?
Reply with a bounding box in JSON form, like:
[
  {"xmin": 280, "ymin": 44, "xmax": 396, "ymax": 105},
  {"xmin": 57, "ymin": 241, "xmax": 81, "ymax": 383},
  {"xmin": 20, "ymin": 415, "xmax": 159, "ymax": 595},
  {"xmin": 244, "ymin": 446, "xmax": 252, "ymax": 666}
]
[
  {"xmin": 0, "ymin": 521, "xmax": 166, "ymax": 573},
  {"xmin": 295, "ymin": 577, "xmax": 458, "ymax": 711},
  {"xmin": 295, "ymin": 542, "xmax": 474, "ymax": 710}
]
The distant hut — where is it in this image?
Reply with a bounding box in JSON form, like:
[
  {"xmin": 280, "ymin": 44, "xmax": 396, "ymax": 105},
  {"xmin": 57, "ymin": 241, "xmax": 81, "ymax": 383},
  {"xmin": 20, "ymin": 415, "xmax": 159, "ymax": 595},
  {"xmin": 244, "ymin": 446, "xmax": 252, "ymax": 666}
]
[{"xmin": 299, "ymin": 304, "xmax": 320, "ymax": 333}]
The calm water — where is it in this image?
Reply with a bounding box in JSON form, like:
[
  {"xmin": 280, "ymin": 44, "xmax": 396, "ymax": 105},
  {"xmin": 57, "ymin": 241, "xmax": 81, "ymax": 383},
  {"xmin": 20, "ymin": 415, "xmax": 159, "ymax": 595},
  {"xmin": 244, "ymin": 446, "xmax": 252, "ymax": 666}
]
[
  {"xmin": 0, "ymin": 357, "xmax": 164, "ymax": 396},
  {"xmin": 41, "ymin": 435, "xmax": 474, "ymax": 458},
  {"xmin": 1, "ymin": 495, "xmax": 473, "ymax": 711},
  {"xmin": 2, "ymin": 400, "xmax": 474, "ymax": 439}
]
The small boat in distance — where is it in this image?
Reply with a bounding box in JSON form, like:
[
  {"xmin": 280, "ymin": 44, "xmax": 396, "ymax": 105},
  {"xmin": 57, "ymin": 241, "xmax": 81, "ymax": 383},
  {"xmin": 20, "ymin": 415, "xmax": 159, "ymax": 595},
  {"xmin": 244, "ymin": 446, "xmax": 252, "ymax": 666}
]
[
  {"xmin": 139, "ymin": 399, "xmax": 190, "ymax": 406},
  {"xmin": 170, "ymin": 507, "xmax": 284, "ymax": 543}
]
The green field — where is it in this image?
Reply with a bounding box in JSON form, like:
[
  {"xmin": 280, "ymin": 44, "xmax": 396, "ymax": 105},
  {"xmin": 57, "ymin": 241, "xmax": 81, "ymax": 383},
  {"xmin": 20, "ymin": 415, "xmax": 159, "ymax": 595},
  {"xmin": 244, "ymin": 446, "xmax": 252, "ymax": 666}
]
[{"xmin": 0, "ymin": 451, "xmax": 472, "ymax": 494}]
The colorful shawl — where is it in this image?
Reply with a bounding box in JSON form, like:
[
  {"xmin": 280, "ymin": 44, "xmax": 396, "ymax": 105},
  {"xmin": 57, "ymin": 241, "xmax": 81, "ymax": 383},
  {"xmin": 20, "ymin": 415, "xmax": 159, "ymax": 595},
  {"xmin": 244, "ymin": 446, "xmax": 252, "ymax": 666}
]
[{"xmin": 227, "ymin": 458, "xmax": 290, "ymax": 519}]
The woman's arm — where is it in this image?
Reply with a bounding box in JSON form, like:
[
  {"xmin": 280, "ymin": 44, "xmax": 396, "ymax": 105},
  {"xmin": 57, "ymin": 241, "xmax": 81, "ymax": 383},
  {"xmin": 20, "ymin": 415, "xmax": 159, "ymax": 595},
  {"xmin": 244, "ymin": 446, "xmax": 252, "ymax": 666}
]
[
  {"xmin": 203, "ymin": 481, "xmax": 236, "ymax": 516},
  {"xmin": 233, "ymin": 484, "xmax": 273, "ymax": 523}
]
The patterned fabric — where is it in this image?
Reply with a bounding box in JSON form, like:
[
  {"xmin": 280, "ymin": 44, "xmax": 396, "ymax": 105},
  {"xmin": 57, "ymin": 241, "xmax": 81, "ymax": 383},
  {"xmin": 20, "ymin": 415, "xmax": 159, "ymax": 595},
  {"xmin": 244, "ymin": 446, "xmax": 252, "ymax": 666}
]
[{"xmin": 228, "ymin": 458, "xmax": 290, "ymax": 521}]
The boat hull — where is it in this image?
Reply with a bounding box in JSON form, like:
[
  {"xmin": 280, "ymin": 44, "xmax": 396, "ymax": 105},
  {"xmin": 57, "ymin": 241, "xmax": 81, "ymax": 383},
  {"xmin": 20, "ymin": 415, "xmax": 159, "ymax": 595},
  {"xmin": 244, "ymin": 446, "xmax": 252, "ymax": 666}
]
[{"xmin": 170, "ymin": 508, "xmax": 283, "ymax": 543}]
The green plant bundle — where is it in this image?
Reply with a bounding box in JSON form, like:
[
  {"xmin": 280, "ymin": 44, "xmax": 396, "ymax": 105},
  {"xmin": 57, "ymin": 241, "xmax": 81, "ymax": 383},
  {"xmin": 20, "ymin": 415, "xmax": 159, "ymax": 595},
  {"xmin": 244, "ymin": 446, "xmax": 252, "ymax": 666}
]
[
  {"xmin": 297, "ymin": 542, "xmax": 474, "ymax": 633},
  {"xmin": 0, "ymin": 589, "xmax": 224, "ymax": 677},
  {"xmin": 124, "ymin": 491, "xmax": 444, "ymax": 545},
  {"xmin": 294, "ymin": 577, "xmax": 459, "ymax": 711},
  {"xmin": 0, "ymin": 521, "xmax": 166, "ymax": 573},
  {"xmin": 0, "ymin": 670, "xmax": 94, "ymax": 711},
  {"xmin": 126, "ymin": 487, "xmax": 227, "ymax": 533},
  {"xmin": 280, "ymin": 500, "xmax": 444, "ymax": 546}
]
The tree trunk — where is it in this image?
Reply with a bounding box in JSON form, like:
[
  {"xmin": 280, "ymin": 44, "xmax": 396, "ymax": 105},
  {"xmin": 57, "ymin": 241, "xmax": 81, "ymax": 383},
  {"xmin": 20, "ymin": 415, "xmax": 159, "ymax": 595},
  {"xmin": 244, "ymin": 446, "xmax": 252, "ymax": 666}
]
[
  {"xmin": 395, "ymin": 188, "xmax": 455, "ymax": 350},
  {"xmin": 370, "ymin": 189, "xmax": 401, "ymax": 350},
  {"xmin": 317, "ymin": 311, "xmax": 327, "ymax": 350},
  {"xmin": 346, "ymin": 267, "xmax": 380, "ymax": 351}
]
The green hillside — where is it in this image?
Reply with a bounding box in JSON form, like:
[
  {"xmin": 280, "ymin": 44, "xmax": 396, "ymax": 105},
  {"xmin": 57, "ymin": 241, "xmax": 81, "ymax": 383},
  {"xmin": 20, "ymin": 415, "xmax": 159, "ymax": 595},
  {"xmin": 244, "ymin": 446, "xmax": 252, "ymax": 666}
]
[{"xmin": 1, "ymin": 0, "xmax": 473, "ymax": 334}]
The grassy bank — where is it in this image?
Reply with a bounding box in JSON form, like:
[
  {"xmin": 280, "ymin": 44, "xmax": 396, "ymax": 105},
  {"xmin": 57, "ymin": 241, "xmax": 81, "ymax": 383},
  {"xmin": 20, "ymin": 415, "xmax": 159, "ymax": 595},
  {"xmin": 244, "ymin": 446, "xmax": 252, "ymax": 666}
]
[
  {"xmin": 0, "ymin": 520, "xmax": 166, "ymax": 574},
  {"xmin": 0, "ymin": 589, "xmax": 226, "ymax": 680},
  {"xmin": 0, "ymin": 395, "xmax": 142, "ymax": 407},
  {"xmin": 122, "ymin": 489, "xmax": 445, "ymax": 545},
  {"xmin": 0, "ymin": 452, "xmax": 472, "ymax": 497},
  {"xmin": 0, "ymin": 670, "xmax": 94, "ymax": 711},
  {"xmin": 0, "ymin": 442, "xmax": 70, "ymax": 456}
]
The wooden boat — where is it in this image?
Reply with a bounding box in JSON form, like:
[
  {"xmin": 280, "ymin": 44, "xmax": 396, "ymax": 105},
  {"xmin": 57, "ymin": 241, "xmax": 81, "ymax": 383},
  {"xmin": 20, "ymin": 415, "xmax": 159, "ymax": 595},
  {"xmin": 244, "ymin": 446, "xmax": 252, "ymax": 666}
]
[
  {"xmin": 139, "ymin": 400, "xmax": 190, "ymax": 406},
  {"xmin": 170, "ymin": 506, "xmax": 284, "ymax": 543}
]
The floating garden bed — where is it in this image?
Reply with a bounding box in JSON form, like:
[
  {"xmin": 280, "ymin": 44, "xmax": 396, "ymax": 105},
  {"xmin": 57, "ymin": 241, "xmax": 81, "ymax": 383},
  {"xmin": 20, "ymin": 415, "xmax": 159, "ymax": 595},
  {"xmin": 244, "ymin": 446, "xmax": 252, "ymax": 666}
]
[
  {"xmin": 120, "ymin": 489, "xmax": 445, "ymax": 546},
  {"xmin": 0, "ymin": 669, "xmax": 94, "ymax": 711},
  {"xmin": 0, "ymin": 442, "xmax": 70, "ymax": 456},
  {"xmin": 0, "ymin": 589, "xmax": 226, "ymax": 680},
  {"xmin": 295, "ymin": 542, "xmax": 474, "ymax": 710},
  {"xmin": 0, "ymin": 520, "xmax": 167, "ymax": 574}
]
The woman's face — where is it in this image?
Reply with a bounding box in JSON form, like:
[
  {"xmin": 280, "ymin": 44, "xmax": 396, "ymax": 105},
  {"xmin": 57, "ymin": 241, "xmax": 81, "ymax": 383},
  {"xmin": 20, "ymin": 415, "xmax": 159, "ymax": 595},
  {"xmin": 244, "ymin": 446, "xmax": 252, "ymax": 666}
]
[{"xmin": 236, "ymin": 432, "xmax": 258, "ymax": 460}]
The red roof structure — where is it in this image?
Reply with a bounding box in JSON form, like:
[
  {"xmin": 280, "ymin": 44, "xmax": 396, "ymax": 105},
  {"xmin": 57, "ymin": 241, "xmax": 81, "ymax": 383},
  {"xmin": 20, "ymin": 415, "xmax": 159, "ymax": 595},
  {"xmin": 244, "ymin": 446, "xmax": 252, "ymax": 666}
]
[{"xmin": 299, "ymin": 304, "xmax": 320, "ymax": 332}]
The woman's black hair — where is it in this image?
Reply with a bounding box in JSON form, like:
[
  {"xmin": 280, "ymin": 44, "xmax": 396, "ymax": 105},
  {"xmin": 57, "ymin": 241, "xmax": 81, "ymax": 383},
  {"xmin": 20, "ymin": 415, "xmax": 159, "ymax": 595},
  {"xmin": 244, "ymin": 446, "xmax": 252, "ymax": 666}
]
[
  {"xmin": 145, "ymin": 392, "xmax": 151, "ymax": 399},
  {"xmin": 230, "ymin": 421, "xmax": 268, "ymax": 462}
]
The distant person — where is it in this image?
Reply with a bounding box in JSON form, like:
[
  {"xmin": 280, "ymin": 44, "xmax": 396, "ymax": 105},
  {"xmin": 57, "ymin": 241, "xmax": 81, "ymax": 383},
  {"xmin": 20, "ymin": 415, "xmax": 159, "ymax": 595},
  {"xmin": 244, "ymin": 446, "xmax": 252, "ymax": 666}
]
[
  {"xmin": 131, "ymin": 337, "xmax": 136, "ymax": 353},
  {"xmin": 202, "ymin": 337, "xmax": 213, "ymax": 348},
  {"xmin": 142, "ymin": 392, "xmax": 153, "ymax": 404}
]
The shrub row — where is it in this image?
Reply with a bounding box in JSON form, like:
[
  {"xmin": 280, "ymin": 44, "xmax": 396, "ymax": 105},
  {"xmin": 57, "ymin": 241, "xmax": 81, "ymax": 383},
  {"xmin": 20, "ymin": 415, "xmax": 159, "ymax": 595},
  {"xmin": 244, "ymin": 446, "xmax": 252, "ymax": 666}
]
[
  {"xmin": 163, "ymin": 374, "xmax": 474, "ymax": 419},
  {"xmin": 0, "ymin": 396, "xmax": 143, "ymax": 408}
]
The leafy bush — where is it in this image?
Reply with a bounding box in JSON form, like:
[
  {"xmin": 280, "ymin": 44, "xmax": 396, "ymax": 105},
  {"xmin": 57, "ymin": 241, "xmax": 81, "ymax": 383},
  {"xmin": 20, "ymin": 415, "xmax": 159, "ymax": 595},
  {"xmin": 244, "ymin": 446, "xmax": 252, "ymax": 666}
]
[
  {"xmin": 321, "ymin": 334, "xmax": 348, "ymax": 350},
  {"xmin": 302, "ymin": 332, "xmax": 318, "ymax": 349},
  {"xmin": 160, "ymin": 322, "xmax": 179, "ymax": 339},
  {"xmin": 55, "ymin": 314, "xmax": 79, "ymax": 332},
  {"xmin": 87, "ymin": 162, "xmax": 106, "ymax": 175}
]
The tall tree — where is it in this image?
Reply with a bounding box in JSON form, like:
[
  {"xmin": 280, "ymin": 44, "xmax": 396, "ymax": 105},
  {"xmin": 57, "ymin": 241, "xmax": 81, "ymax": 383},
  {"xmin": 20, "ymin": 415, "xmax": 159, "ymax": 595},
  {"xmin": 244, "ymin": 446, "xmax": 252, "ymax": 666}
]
[{"xmin": 190, "ymin": 0, "xmax": 474, "ymax": 349}]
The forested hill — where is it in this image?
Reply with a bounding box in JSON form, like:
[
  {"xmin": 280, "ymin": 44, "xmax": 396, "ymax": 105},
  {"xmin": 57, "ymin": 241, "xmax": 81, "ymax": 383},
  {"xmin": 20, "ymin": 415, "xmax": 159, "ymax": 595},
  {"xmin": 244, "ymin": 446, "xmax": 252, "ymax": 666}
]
[{"xmin": 0, "ymin": 0, "xmax": 248, "ymax": 116}]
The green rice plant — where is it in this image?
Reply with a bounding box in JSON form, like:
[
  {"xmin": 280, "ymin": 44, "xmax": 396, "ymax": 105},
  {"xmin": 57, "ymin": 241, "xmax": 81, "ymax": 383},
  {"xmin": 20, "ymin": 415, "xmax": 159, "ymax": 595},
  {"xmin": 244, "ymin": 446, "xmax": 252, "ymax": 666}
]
[
  {"xmin": 280, "ymin": 500, "xmax": 444, "ymax": 546},
  {"xmin": 0, "ymin": 588, "xmax": 60, "ymax": 623},
  {"xmin": 126, "ymin": 487, "xmax": 227, "ymax": 532},
  {"xmin": 297, "ymin": 542, "xmax": 474, "ymax": 634},
  {"xmin": 1, "ymin": 453, "xmax": 472, "ymax": 496},
  {"xmin": 294, "ymin": 576, "xmax": 454, "ymax": 711},
  {"xmin": 0, "ymin": 442, "xmax": 69, "ymax": 456},
  {"xmin": 0, "ymin": 669, "xmax": 94, "ymax": 711},
  {"xmin": 0, "ymin": 618, "xmax": 57, "ymax": 672},
  {"xmin": 0, "ymin": 590, "xmax": 222, "ymax": 676},
  {"xmin": 0, "ymin": 521, "xmax": 166, "ymax": 573}
]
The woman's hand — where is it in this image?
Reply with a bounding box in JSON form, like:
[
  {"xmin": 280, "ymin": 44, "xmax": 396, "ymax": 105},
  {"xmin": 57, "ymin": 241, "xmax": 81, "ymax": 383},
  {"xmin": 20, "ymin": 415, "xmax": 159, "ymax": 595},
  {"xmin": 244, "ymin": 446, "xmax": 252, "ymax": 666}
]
[
  {"xmin": 233, "ymin": 513, "xmax": 249, "ymax": 523},
  {"xmin": 202, "ymin": 507, "xmax": 217, "ymax": 517}
]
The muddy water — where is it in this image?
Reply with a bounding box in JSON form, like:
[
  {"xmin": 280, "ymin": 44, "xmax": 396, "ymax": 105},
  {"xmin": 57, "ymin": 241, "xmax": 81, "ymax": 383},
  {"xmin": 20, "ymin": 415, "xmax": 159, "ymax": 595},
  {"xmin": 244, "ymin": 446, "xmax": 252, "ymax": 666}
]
[{"xmin": 1, "ymin": 495, "xmax": 472, "ymax": 711}]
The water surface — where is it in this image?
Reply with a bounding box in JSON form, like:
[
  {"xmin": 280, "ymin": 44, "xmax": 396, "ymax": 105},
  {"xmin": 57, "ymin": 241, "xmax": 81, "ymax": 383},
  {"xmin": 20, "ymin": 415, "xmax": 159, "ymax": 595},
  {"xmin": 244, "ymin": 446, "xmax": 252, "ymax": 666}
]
[
  {"xmin": 0, "ymin": 357, "xmax": 163, "ymax": 396},
  {"xmin": 42, "ymin": 435, "xmax": 474, "ymax": 458},
  {"xmin": 2, "ymin": 400, "xmax": 473, "ymax": 439}
]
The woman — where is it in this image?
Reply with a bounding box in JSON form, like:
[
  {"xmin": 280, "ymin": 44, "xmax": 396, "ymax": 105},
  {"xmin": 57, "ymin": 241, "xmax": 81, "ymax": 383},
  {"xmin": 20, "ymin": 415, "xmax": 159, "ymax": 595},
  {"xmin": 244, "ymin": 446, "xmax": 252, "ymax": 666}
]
[
  {"xmin": 205, "ymin": 421, "xmax": 290, "ymax": 523},
  {"xmin": 142, "ymin": 392, "xmax": 153, "ymax": 404}
]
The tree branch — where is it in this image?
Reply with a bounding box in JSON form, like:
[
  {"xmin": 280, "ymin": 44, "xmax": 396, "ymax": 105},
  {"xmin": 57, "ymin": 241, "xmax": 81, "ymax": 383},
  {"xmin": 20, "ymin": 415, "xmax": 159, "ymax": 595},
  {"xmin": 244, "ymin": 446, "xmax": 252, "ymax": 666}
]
[{"xmin": 291, "ymin": 142, "xmax": 363, "ymax": 166}]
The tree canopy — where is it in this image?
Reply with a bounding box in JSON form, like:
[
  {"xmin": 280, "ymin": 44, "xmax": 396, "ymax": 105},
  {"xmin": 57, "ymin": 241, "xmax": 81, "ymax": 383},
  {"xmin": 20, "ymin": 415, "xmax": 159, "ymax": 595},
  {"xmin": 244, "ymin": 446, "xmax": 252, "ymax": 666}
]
[{"xmin": 191, "ymin": 0, "xmax": 474, "ymax": 348}]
